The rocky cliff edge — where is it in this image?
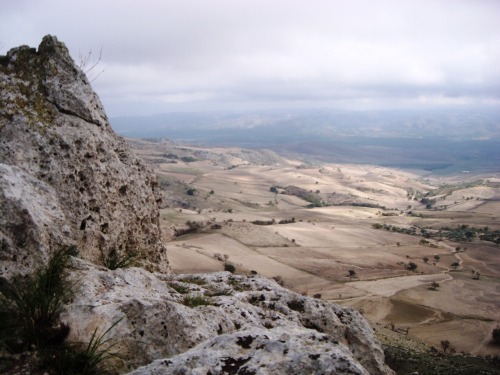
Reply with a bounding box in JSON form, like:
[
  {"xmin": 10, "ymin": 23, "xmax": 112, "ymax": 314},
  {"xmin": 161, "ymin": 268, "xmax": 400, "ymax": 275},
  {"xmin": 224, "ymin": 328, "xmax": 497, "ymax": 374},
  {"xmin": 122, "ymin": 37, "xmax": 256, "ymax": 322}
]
[{"xmin": 0, "ymin": 35, "xmax": 167, "ymax": 277}]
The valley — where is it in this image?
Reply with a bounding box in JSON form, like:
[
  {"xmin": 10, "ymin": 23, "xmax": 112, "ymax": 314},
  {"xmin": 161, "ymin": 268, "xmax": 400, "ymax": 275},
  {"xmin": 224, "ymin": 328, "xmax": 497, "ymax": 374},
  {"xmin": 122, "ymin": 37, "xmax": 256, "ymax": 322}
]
[{"xmin": 129, "ymin": 137, "xmax": 500, "ymax": 357}]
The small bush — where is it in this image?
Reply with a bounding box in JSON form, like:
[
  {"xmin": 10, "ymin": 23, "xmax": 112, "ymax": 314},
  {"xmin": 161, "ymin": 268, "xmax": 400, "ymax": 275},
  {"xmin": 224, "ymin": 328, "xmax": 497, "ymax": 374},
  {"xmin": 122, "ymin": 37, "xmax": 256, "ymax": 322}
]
[
  {"xmin": 170, "ymin": 283, "xmax": 190, "ymax": 294},
  {"xmin": 182, "ymin": 295, "xmax": 211, "ymax": 308},
  {"xmin": 224, "ymin": 263, "xmax": 236, "ymax": 273},
  {"xmin": 179, "ymin": 276, "xmax": 206, "ymax": 285}
]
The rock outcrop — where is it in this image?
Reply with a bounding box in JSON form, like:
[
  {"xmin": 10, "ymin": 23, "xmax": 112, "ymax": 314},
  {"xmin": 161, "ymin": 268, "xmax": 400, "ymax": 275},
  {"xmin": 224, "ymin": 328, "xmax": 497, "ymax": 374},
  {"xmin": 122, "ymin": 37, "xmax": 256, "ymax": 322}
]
[
  {"xmin": 0, "ymin": 35, "xmax": 167, "ymax": 277},
  {"xmin": 63, "ymin": 261, "xmax": 394, "ymax": 374}
]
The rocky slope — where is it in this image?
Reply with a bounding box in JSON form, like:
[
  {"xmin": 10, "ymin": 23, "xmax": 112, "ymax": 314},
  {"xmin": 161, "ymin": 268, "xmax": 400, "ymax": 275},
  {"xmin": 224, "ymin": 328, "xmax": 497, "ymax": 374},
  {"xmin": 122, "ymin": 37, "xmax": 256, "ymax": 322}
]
[
  {"xmin": 0, "ymin": 35, "xmax": 167, "ymax": 277},
  {"xmin": 0, "ymin": 36, "xmax": 394, "ymax": 374},
  {"xmin": 63, "ymin": 260, "xmax": 393, "ymax": 375}
]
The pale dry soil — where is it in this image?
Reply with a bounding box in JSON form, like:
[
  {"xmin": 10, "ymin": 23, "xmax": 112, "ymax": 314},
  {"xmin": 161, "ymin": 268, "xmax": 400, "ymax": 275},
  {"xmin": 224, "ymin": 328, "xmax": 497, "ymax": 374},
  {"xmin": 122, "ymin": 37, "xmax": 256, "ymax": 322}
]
[{"xmin": 132, "ymin": 138, "xmax": 500, "ymax": 356}]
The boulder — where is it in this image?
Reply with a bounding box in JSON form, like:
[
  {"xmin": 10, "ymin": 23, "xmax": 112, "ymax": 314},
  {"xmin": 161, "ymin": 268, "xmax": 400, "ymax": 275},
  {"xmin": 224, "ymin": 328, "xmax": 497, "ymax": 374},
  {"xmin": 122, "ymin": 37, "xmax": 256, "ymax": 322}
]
[{"xmin": 62, "ymin": 263, "xmax": 394, "ymax": 374}]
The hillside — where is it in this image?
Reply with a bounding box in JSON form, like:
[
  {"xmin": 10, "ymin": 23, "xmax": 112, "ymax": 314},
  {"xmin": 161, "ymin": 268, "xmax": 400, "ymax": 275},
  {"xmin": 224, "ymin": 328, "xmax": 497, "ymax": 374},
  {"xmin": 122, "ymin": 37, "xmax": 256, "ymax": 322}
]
[{"xmin": 129, "ymin": 137, "xmax": 500, "ymax": 361}]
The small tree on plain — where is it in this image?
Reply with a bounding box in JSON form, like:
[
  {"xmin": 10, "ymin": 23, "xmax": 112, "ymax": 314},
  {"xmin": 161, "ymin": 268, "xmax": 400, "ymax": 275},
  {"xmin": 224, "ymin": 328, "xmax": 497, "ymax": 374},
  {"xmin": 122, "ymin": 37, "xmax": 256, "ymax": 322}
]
[
  {"xmin": 406, "ymin": 262, "xmax": 418, "ymax": 271},
  {"xmin": 441, "ymin": 340, "xmax": 451, "ymax": 352},
  {"xmin": 347, "ymin": 269, "xmax": 357, "ymax": 280},
  {"xmin": 429, "ymin": 281, "xmax": 440, "ymax": 291},
  {"xmin": 492, "ymin": 327, "xmax": 500, "ymax": 345}
]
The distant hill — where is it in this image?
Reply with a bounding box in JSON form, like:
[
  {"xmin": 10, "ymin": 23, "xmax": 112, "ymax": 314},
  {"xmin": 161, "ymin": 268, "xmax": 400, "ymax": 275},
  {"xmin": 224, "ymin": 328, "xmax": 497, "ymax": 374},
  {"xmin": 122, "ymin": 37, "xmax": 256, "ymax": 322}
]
[{"xmin": 111, "ymin": 108, "xmax": 500, "ymax": 174}]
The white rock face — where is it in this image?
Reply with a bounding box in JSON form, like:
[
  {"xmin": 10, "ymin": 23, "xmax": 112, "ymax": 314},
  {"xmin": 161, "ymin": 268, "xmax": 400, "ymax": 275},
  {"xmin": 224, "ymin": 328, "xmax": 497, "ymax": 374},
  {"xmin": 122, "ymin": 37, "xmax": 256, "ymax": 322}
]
[
  {"xmin": 0, "ymin": 164, "xmax": 69, "ymax": 279},
  {"xmin": 0, "ymin": 35, "xmax": 167, "ymax": 274},
  {"xmin": 62, "ymin": 262, "xmax": 394, "ymax": 374}
]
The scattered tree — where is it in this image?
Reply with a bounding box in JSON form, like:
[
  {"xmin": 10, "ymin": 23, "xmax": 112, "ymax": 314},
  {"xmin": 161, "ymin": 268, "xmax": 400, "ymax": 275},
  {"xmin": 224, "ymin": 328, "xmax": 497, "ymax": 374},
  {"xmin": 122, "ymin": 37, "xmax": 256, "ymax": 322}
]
[
  {"xmin": 423, "ymin": 257, "xmax": 429, "ymax": 263},
  {"xmin": 347, "ymin": 269, "xmax": 357, "ymax": 280},
  {"xmin": 441, "ymin": 340, "xmax": 451, "ymax": 352},
  {"xmin": 492, "ymin": 327, "xmax": 500, "ymax": 345},
  {"xmin": 434, "ymin": 255, "xmax": 440, "ymax": 261},
  {"xmin": 429, "ymin": 281, "xmax": 440, "ymax": 291},
  {"xmin": 224, "ymin": 263, "xmax": 236, "ymax": 274},
  {"xmin": 450, "ymin": 262, "xmax": 460, "ymax": 270},
  {"xmin": 406, "ymin": 262, "xmax": 418, "ymax": 271}
]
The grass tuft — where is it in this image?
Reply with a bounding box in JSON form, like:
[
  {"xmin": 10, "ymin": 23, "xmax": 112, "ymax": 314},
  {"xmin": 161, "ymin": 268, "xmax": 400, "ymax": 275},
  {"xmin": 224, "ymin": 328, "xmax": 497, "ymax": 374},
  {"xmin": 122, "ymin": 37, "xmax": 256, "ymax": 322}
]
[
  {"xmin": 182, "ymin": 295, "xmax": 212, "ymax": 308},
  {"xmin": 0, "ymin": 245, "xmax": 76, "ymax": 350},
  {"xmin": 179, "ymin": 276, "xmax": 207, "ymax": 285},
  {"xmin": 101, "ymin": 248, "xmax": 137, "ymax": 270},
  {"xmin": 170, "ymin": 283, "xmax": 190, "ymax": 294},
  {"xmin": 47, "ymin": 318, "xmax": 124, "ymax": 375}
]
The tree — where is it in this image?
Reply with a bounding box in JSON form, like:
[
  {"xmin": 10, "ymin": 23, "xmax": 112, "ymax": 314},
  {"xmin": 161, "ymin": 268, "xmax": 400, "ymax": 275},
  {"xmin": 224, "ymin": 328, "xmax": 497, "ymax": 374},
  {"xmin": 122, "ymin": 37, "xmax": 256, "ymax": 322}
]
[
  {"xmin": 224, "ymin": 263, "xmax": 236, "ymax": 273},
  {"xmin": 492, "ymin": 327, "xmax": 500, "ymax": 345},
  {"xmin": 429, "ymin": 281, "xmax": 440, "ymax": 291},
  {"xmin": 441, "ymin": 340, "xmax": 451, "ymax": 352},
  {"xmin": 406, "ymin": 262, "xmax": 418, "ymax": 271},
  {"xmin": 434, "ymin": 255, "xmax": 440, "ymax": 261},
  {"xmin": 450, "ymin": 262, "xmax": 459, "ymax": 270},
  {"xmin": 423, "ymin": 257, "xmax": 429, "ymax": 263},
  {"xmin": 347, "ymin": 269, "xmax": 357, "ymax": 280}
]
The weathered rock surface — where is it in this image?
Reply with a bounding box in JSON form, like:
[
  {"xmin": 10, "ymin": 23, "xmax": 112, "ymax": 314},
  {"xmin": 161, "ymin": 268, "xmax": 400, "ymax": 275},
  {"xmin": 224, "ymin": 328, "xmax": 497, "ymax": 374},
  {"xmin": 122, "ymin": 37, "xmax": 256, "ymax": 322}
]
[
  {"xmin": 0, "ymin": 164, "xmax": 69, "ymax": 279},
  {"xmin": 0, "ymin": 35, "xmax": 167, "ymax": 276},
  {"xmin": 62, "ymin": 261, "xmax": 394, "ymax": 374}
]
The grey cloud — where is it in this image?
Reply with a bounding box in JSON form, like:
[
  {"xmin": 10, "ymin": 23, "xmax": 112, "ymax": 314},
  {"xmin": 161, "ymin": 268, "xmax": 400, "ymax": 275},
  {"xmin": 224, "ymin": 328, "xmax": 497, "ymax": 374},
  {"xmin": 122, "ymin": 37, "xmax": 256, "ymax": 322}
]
[{"xmin": 1, "ymin": 0, "xmax": 499, "ymax": 115}]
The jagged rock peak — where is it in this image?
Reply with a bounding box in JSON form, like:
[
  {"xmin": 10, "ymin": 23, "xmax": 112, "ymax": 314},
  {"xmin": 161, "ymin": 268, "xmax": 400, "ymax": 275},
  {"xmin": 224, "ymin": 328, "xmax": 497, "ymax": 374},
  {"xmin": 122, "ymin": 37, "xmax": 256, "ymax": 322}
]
[
  {"xmin": 1, "ymin": 35, "xmax": 107, "ymax": 127},
  {"xmin": 0, "ymin": 36, "xmax": 168, "ymax": 277}
]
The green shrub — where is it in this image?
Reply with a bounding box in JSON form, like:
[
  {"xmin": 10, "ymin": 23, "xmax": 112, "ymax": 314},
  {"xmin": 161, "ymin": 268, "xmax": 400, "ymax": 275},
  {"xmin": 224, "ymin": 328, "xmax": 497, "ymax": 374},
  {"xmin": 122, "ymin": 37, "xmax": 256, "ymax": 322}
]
[
  {"xmin": 182, "ymin": 295, "xmax": 212, "ymax": 308},
  {"xmin": 224, "ymin": 263, "xmax": 236, "ymax": 273},
  {"xmin": 170, "ymin": 283, "xmax": 190, "ymax": 294}
]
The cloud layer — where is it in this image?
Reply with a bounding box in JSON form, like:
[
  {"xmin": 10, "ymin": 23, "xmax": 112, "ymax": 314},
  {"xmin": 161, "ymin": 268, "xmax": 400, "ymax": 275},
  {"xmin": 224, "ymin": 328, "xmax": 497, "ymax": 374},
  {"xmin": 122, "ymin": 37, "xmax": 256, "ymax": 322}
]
[{"xmin": 1, "ymin": 0, "xmax": 500, "ymax": 115}]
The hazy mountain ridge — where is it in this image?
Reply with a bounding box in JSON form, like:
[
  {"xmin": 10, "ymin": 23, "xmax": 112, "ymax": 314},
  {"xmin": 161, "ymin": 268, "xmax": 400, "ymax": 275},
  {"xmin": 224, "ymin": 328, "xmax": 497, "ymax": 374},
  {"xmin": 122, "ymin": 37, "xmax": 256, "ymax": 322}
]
[
  {"xmin": 112, "ymin": 109, "xmax": 500, "ymax": 174},
  {"xmin": 111, "ymin": 108, "xmax": 500, "ymax": 140}
]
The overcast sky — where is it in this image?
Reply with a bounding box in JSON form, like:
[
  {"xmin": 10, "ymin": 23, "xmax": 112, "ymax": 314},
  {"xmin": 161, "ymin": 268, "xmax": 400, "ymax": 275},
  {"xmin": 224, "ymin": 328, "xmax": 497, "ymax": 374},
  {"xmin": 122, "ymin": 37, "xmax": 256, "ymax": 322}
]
[{"xmin": 1, "ymin": 0, "xmax": 500, "ymax": 116}]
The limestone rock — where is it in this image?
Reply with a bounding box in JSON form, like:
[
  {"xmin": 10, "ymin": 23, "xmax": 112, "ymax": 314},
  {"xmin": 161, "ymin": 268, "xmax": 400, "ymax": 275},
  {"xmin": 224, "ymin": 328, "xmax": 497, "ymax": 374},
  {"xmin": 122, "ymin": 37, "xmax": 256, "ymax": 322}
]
[
  {"xmin": 0, "ymin": 36, "xmax": 167, "ymax": 275},
  {"xmin": 129, "ymin": 328, "xmax": 371, "ymax": 375},
  {"xmin": 62, "ymin": 263, "xmax": 394, "ymax": 374},
  {"xmin": 0, "ymin": 164, "xmax": 69, "ymax": 279}
]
